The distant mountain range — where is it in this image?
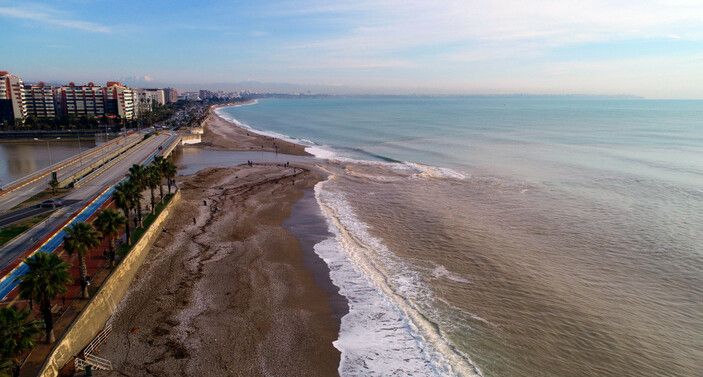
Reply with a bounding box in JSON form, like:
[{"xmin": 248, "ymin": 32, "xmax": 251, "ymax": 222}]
[{"xmin": 25, "ymin": 77, "xmax": 641, "ymax": 99}]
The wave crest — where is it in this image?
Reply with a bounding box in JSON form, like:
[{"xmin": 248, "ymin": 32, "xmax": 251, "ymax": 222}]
[{"xmin": 314, "ymin": 178, "xmax": 483, "ymax": 377}]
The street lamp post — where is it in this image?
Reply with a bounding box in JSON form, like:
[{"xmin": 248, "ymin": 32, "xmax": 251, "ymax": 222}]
[
  {"xmin": 77, "ymin": 132, "xmax": 83, "ymax": 170},
  {"xmin": 54, "ymin": 137, "xmax": 60, "ymax": 167},
  {"xmin": 35, "ymin": 137, "xmax": 54, "ymax": 166}
]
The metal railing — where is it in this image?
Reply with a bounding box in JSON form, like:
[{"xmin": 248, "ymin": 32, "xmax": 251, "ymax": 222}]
[
  {"xmin": 74, "ymin": 317, "xmax": 114, "ymax": 371},
  {"xmin": 0, "ymin": 132, "xmax": 140, "ymax": 194},
  {"xmin": 75, "ymin": 354, "xmax": 112, "ymax": 371}
]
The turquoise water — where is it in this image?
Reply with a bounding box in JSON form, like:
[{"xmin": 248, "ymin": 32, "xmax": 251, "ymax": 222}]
[{"xmin": 219, "ymin": 97, "xmax": 703, "ymax": 377}]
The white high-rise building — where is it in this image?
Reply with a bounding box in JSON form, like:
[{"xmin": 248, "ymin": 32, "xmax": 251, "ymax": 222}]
[
  {"xmin": 57, "ymin": 82, "xmax": 106, "ymax": 118},
  {"xmin": 0, "ymin": 71, "xmax": 27, "ymax": 121},
  {"xmin": 24, "ymin": 82, "xmax": 56, "ymax": 118},
  {"xmin": 104, "ymin": 82, "xmax": 135, "ymax": 120},
  {"xmin": 134, "ymin": 88, "xmax": 165, "ymax": 116}
]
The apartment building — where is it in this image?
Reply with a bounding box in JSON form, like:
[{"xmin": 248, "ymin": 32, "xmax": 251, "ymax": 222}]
[
  {"xmin": 24, "ymin": 82, "xmax": 56, "ymax": 118},
  {"xmin": 0, "ymin": 71, "xmax": 27, "ymax": 121},
  {"xmin": 163, "ymin": 87, "xmax": 179, "ymax": 103},
  {"xmin": 57, "ymin": 82, "xmax": 106, "ymax": 118},
  {"xmin": 104, "ymin": 82, "xmax": 135, "ymax": 120},
  {"xmin": 1, "ymin": 71, "xmax": 176, "ymax": 123},
  {"xmin": 134, "ymin": 88, "xmax": 165, "ymax": 116}
]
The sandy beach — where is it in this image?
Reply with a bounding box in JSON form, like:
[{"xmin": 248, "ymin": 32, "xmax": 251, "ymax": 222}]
[
  {"xmin": 202, "ymin": 105, "xmax": 310, "ymax": 156},
  {"xmin": 94, "ymin": 109, "xmax": 342, "ymax": 376}
]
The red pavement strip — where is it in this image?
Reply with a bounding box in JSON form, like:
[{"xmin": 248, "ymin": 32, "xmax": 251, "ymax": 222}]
[
  {"xmin": 1, "ymin": 132, "xmax": 174, "ymax": 305},
  {"xmin": 0, "ymin": 193, "xmax": 117, "ymax": 306}
]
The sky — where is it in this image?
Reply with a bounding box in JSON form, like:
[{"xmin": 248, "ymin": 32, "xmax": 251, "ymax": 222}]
[{"xmin": 1, "ymin": 0, "xmax": 702, "ymax": 98}]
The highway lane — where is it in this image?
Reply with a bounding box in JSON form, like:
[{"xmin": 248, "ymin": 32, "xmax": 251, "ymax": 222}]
[
  {"xmin": 65, "ymin": 132, "xmax": 171, "ymax": 201},
  {"xmin": 0, "ymin": 132, "xmax": 174, "ymax": 271},
  {"xmin": 0, "ymin": 133, "xmax": 142, "ymax": 214}
]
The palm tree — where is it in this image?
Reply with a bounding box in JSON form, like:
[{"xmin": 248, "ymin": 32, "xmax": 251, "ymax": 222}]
[
  {"xmin": 94, "ymin": 209, "xmax": 125, "ymax": 267},
  {"xmin": 18, "ymin": 253, "xmax": 71, "ymax": 343},
  {"xmin": 113, "ymin": 181, "xmax": 133, "ymax": 245},
  {"xmin": 0, "ymin": 358, "xmax": 14, "ymax": 377},
  {"xmin": 0, "ymin": 306, "xmax": 41, "ymax": 377},
  {"xmin": 125, "ymin": 179, "xmax": 143, "ymax": 228},
  {"xmin": 128, "ymin": 165, "xmax": 146, "ymax": 227},
  {"xmin": 63, "ymin": 222, "xmax": 101, "ymax": 299},
  {"xmin": 153, "ymin": 156, "xmax": 165, "ymax": 202},
  {"xmin": 145, "ymin": 165, "xmax": 161, "ymax": 213},
  {"xmin": 162, "ymin": 160, "xmax": 177, "ymax": 195}
]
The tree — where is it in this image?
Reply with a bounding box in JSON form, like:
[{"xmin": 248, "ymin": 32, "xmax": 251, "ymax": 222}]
[
  {"xmin": 94, "ymin": 209, "xmax": 125, "ymax": 267},
  {"xmin": 162, "ymin": 160, "xmax": 177, "ymax": 195},
  {"xmin": 0, "ymin": 359, "xmax": 13, "ymax": 377},
  {"xmin": 124, "ymin": 179, "xmax": 143, "ymax": 228},
  {"xmin": 23, "ymin": 116, "xmax": 37, "ymax": 129},
  {"xmin": 145, "ymin": 164, "xmax": 161, "ymax": 213},
  {"xmin": 153, "ymin": 156, "xmax": 165, "ymax": 202},
  {"xmin": 63, "ymin": 222, "xmax": 101, "ymax": 299},
  {"xmin": 113, "ymin": 182, "xmax": 133, "ymax": 246},
  {"xmin": 18, "ymin": 252, "xmax": 71, "ymax": 343},
  {"xmin": 48, "ymin": 176, "xmax": 59, "ymax": 194},
  {"xmin": 128, "ymin": 165, "xmax": 146, "ymax": 227},
  {"xmin": 0, "ymin": 306, "xmax": 41, "ymax": 377}
]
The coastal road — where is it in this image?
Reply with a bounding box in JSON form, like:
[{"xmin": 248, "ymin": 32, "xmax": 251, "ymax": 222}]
[
  {"xmin": 0, "ymin": 202, "xmax": 78, "ymax": 227},
  {"xmin": 0, "ymin": 132, "xmax": 174, "ymax": 271},
  {"xmin": 0, "ymin": 133, "xmax": 143, "ymax": 214}
]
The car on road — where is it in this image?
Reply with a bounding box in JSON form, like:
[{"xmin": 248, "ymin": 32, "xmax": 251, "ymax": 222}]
[{"xmin": 40, "ymin": 199, "xmax": 64, "ymax": 208}]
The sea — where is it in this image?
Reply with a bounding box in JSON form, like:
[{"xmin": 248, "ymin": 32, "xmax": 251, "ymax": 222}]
[{"xmin": 216, "ymin": 96, "xmax": 703, "ymax": 377}]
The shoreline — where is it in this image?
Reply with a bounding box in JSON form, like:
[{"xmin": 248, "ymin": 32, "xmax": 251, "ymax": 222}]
[
  {"xmin": 203, "ymin": 103, "xmax": 469, "ymax": 375},
  {"xmin": 202, "ymin": 103, "xmax": 312, "ymax": 156},
  {"xmin": 283, "ymin": 189, "xmax": 349, "ymax": 323},
  {"xmin": 94, "ymin": 106, "xmax": 345, "ymax": 376}
]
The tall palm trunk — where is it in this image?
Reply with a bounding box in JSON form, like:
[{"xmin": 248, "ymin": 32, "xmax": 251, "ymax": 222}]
[
  {"xmin": 41, "ymin": 295, "xmax": 54, "ymax": 343},
  {"xmin": 121, "ymin": 208, "xmax": 131, "ymax": 245},
  {"xmin": 109, "ymin": 236, "xmax": 116, "ymax": 266},
  {"xmin": 158, "ymin": 181, "xmax": 164, "ymax": 203},
  {"xmin": 136, "ymin": 198, "xmax": 143, "ymax": 227},
  {"xmin": 149, "ymin": 186, "xmax": 156, "ymax": 213},
  {"xmin": 11, "ymin": 358, "xmax": 21, "ymax": 377},
  {"xmin": 167, "ymin": 179, "xmax": 172, "ymax": 195},
  {"xmin": 79, "ymin": 255, "xmax": 89, "ymax": 298}
]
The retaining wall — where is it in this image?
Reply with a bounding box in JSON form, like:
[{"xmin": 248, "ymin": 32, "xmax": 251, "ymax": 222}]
[{"xmin": 38, "ymin": 191, "xmax": 182, "ymax": 377}]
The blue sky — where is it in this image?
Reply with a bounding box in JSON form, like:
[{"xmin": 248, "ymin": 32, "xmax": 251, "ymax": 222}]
[{"xmin": 1, "ymin": 0, "xmax": 702, "ymax": 98}]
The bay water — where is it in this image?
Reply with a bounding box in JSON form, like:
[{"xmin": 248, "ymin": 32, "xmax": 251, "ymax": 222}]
[
  {"xmin": 218, "ymin": 97, "xmax": 703, "ymax": 377},
  {"xmin": 0, "ymin": 140, "xmax": 92, "ymax": 186}
]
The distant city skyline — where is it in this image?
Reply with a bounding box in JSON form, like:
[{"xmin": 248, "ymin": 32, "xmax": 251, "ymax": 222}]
[{"xmin": 1, "ymin": 0, "xmax": 702, "ymax": 98}]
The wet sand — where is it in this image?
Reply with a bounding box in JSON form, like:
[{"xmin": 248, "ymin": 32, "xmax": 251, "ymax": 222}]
[
  {"xmin": 203, "ymin": 105, "xmax": 310, "ymax": 156},
  {"xmin": 94, "ymin": 108, "xmax": 342, "ymax": 376}
]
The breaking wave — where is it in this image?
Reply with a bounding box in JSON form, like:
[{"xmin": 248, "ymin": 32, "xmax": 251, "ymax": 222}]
[{"xmin": 314, "ymin": 179, "xmax": 483, "ymax": 377}]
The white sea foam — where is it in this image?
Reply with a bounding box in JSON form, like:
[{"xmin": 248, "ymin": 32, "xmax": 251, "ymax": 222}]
[
  {"xmin": 314, "ymin": 179, "xmax": 483, "ymax": 377},
  {"xmin": 215, "ymin": 106, "xmax": 309, "ymax": 147},
  {"xmin": 216, "ymin": 104, "xmax": 468, "ymax": 182},
  {"xmin": 305, "ymin": 145, "xmax": 337, "ymax": 159},
  {"xmin": 431, "ymin": 264, "xmax": 472, "ymax": 284},
  {"xmin": 405, "ymin": 162, "xmax": 467, "ymax": 180}
]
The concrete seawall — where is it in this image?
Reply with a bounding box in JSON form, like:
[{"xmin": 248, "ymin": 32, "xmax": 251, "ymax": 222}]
[{"xmin": 38, "ymin": 191, "xmax": 182, "ymax": 377}]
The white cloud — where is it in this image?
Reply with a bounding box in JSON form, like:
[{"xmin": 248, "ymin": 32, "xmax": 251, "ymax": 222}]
[
  {"xmin": 278, "ymin": 0, "xmax": 703, "ymax": 60},
  {"xmin": 0, "ymin": 4, "xmax": 110, "ymax": 33}
]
